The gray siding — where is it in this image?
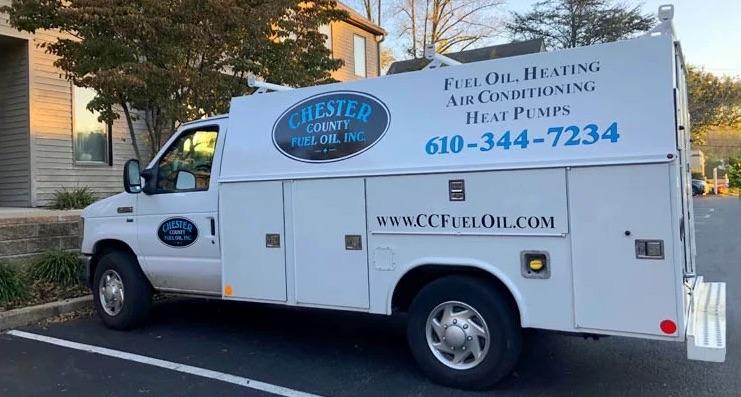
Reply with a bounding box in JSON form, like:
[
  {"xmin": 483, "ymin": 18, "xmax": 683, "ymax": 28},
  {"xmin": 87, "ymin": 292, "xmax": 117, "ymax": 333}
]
[
  {"xmin": 27, "ymin": 30, "xmax": 149, "ymax": 206},
  {"xmin": 329, "ymin": 20, "xmax": 380, "ymax": 81},
  {"xmin": 0, "ymin": 37, "xmax": 31, "ymax": 207}
]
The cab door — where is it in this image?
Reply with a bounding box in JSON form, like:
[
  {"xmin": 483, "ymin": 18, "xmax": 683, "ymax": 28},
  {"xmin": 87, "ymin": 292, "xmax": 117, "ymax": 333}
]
[{"xmin": 136, "ymin": 123, "xmax": 224, "ymax": 294}]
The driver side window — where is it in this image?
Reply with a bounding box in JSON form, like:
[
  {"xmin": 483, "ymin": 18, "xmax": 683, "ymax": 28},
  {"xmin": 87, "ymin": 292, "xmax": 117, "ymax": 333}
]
[{"xmin": 156, "ymin": 126, "xmax": 219, "ymax": 193}]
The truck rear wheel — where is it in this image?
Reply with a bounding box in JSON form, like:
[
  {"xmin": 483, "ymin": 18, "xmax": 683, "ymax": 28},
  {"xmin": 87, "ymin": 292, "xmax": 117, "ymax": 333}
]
[
  {"xmin": 93, "ymin": 250, "xmax": 153, "ymax": 330},
  {"xmin": 406, "ymin": 275, "xmax": 521, "ymax": 390}
]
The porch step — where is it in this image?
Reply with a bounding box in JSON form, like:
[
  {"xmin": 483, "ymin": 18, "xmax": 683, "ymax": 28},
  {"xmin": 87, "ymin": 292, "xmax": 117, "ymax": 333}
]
[{"xmin": 687, "ymin": 278, "xmax": 726, "ymax": 362}]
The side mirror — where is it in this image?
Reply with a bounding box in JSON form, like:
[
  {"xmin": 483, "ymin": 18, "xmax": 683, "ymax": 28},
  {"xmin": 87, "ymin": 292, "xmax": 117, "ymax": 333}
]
[
  {"xmin": 123, "ymin": 159, "xmax": 142, "ymax": 194},
  {"xmin": 175, "ymin": 170, "xmax": 196, "ymax": 190}
]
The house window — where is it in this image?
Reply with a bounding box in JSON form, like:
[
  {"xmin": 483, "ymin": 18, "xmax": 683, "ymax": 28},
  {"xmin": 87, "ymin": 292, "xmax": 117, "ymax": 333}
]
[
  {"xmin": 353, "ymin": 34, "xmax": 366, "ymax": 77},
  {"xmin": 319, "ymin": 24, "xmax": 332, "ymax": 52},
  {"xmin": 73, "ymin": 86, "xmax": 110, "ymax": 164}
]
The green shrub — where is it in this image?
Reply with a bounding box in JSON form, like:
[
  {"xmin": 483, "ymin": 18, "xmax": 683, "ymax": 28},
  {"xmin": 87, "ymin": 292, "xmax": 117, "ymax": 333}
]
[
  {"xmin": 0, "ymin": 263, "xmax": 29, "ymax": 305},
  {"xmin": 51, "ymin": 187, "xmax": 96, "ymax": 210},
  {"xmin": 27, "ymin": 249, "xmax": 81, "ymax": 287},
  {"xmin": 728, "ymin": 159, "xmax": 741, "ymax": 189}
]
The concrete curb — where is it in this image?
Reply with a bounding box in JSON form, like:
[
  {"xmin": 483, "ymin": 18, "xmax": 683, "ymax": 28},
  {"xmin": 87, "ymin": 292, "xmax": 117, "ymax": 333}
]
[{"xmin": 0, "ymin": 295, "xmax": 92, "ymax": 331}]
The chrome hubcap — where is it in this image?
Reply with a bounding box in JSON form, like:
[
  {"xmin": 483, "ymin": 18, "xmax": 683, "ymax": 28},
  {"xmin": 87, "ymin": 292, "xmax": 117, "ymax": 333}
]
[
  {"xmin": 99, "ymin": 270, "xmax": 125, "ymax": 316},
  {"xmin": 425, "ymin": 301, "xmax": 490, "ymax": 370}
]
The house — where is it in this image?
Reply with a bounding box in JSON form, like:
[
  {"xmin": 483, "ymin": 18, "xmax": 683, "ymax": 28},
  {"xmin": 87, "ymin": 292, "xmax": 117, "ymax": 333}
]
[
  {"xmin": 386, "ymin": 39, "xmax": 545, "ymax": 74},
  {"xmin": 0, "ymin": 1, "xmax": 384, "ymax": 207},
  {"xmin": 328, "ymin": 2, "xmax": 386, "ymax": 80}
]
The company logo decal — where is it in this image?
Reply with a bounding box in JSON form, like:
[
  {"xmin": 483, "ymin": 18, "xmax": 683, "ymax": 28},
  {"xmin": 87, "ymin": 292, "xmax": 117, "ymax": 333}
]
[
  {"xmin": 158, "ymin": 217, "xmax": 198, "ymax": 248},
  {"xmin": 272, "ymin": 91, "xmax": 390, "ymax": 162}
]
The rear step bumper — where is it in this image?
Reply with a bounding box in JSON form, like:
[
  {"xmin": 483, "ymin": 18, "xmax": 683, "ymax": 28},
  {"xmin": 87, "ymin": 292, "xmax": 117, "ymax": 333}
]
[{"xmin": 687, "ymin": 277, "xmax": 726, "ymax": 362}]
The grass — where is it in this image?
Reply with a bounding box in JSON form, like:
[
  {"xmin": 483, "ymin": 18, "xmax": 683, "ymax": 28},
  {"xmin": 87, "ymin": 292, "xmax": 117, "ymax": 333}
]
[
  {"xmin": 27, "ymin": 249, "xmax": 82, "ymax": 287},
  {"xmin": 51, "ymin": 187, "xmax": 96, "ymax": 210},
  {"xmin": 0, "ymin": 262, "xmax": 29, "ymax": 306}
]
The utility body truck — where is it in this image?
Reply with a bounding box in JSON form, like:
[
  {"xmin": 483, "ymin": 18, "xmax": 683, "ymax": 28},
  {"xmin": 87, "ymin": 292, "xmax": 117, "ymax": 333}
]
[{"xmin": 80, "ymin": 5, "xmax": 725, "ymax": 389}]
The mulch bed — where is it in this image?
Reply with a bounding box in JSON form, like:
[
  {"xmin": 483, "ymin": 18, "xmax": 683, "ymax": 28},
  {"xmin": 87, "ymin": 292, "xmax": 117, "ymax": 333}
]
[{"xmin": 0, "ymin": 281, "xmax": 89, "ymax": 312}]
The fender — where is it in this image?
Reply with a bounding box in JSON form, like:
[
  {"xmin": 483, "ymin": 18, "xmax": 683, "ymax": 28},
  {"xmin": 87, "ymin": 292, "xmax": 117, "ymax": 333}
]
[{"xmin": 386, "ymin": 256, "xmax": 529, "ymax": 326}]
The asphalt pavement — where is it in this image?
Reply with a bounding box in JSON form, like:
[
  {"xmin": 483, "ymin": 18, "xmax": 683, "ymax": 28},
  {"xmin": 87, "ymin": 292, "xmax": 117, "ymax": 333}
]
[{"xmin": 0, "ymin": 196, "xmax": 738, "ymax": 397}]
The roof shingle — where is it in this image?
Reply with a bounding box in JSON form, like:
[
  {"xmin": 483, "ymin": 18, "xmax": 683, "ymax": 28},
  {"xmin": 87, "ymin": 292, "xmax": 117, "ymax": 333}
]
[{"xmin": 386, "ymin": 39, "xmax": 545, "ymax": 75}]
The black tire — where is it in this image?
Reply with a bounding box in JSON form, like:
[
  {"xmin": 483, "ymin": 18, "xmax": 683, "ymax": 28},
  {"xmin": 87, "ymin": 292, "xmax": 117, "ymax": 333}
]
[
  {"xmin": 93, "ymin": 250, "xmax": 153, "ymax": 330},
  {"xmin": 407, "ymin": 275, "xmax": 521, "ymax": 390}
]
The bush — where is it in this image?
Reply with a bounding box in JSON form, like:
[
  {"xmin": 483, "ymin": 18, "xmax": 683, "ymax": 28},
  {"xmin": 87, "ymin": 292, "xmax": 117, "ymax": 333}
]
[
  {"xmin": 727, "ymin": 159, "xmax": 741, "ymax": 189},
  {"xmin": 0, "ymin": 263, "xmax": 29, "ymax": 305},
  {"xmin": 27, "ymin": 249, "xmax": 81, "ymax": 287},
  {"xmin": 51, "ymin": 187, "xmax": 96, "ymax": 210}
]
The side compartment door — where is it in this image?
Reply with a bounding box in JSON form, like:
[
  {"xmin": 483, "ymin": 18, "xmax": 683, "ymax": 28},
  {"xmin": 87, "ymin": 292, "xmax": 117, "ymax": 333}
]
[
  {"xmin": 291, "ymin": 178, "xmax": 369, "ymax": 309},
  {"xmin": 569, "ymin": 164, "xmax": 679, "ymax": 336},
  {"xmin": 220, "ymin": 181, "xmax": 287, "ymax": 302}
]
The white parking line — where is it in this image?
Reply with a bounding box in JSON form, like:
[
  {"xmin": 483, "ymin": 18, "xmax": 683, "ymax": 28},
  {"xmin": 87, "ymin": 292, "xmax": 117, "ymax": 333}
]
[{"xmin": 6, "ymin": 330, "xmax": 322, "ymax": 397}]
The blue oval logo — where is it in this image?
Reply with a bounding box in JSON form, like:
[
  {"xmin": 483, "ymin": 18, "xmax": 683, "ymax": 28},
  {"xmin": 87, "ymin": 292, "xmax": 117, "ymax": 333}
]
[
  {"xmin": 158, "ymin": 217, "xmax": 198, "ymax": 248},
  {"xmin": 272, "ymin": 91, "xmax": 390, "ymax": 162}
]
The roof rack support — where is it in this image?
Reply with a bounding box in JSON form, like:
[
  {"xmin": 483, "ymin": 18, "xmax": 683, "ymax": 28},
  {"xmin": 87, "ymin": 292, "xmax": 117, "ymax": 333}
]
[
  {"xmin": 423, "ymin": 43, "xmax": 461, "ymax": 70},
  {"xmin": 247, "ymin": 75, "xmax": 293, "ymax": 94},
  {"xmin": 647, "ymin": 4, "xmax": 676, "ymax": 38}
]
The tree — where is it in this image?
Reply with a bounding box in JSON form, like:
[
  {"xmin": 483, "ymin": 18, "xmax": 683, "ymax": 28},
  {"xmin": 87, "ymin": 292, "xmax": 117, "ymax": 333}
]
[
  {"xmin": 727, "ymin": 157, "xmax": 741, "ymax": 189},
  {"xmin": 380, "ymin": 47, "xmax": 396, "ymax": 72},
  {"xmin": 687, "ymin": 66, "xmax": 741, "ymax": 143},
  {"xmin": 3, "ymin": 0, "xmax": 347, "ymax": 160},
  {"xmin": 354, "ymin": 0, "xmax": 382, "ymax": 25},
  {"xmin": 507, "ymin": 0, "xmax": 654, "ymax": 49},
  {"xmin": 392, "ymin": 0, "xmax": 504, "ymax": 58}
]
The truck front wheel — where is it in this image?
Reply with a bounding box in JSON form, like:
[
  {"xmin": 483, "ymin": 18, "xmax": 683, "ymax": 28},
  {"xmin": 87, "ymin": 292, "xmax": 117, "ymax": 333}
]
[
  {"xmin": 407, "ymin": 275, "xmax": 522, "ymax": 390},
  {"xmin": 93, "ymin": 250, "xmax": 153, "ymax": 330}
]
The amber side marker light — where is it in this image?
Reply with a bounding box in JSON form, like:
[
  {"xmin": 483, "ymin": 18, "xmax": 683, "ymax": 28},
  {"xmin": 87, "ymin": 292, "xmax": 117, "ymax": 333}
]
[
  {"xmin": 521, "ymin": 251, "xmax": 550, "ymax": 279},
  {"xmin": 529, "ymin": 258, "xmax": 544, "ymax": 272}
]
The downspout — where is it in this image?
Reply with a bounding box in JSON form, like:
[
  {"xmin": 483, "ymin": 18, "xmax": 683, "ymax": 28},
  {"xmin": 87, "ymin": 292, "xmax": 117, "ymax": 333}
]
[{"xmin": 376, "ymin": 33, "xmax": 385, "ymax": 76}]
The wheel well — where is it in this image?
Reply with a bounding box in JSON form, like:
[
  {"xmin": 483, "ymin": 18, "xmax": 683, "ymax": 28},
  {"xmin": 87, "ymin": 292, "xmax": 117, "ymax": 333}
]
[
  {"xmin": 391, "ymin": 265, "xmax": 520, "ymax": 320},
  {"xmin": 89, "ymin": 239, "xmax": 139, "ymax": 283}
]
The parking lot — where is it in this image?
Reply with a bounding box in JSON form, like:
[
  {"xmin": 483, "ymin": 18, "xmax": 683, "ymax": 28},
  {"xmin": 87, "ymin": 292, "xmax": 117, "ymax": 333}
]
[{"xmin": 1, "ymin": 196, "xmax": 738, "ymax": 397}]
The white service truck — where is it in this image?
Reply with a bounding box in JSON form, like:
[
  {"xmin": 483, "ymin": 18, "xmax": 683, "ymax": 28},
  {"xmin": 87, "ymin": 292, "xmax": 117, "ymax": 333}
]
[{"xmin": 80, "ymin": 5, "xmax": 725, "ymax": 390}]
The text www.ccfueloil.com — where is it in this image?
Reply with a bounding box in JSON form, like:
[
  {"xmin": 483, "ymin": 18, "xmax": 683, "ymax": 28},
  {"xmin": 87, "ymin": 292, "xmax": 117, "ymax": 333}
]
[{"xmin": 375, "ymin": 214, "xmax": 556, "ymax": 230}]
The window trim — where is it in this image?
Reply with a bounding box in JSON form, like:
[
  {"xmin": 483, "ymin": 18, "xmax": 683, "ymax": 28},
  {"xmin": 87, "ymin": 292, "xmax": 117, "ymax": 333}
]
[
  {"xmin": 71, "ymin": 84, "xmax": 112, "ymax": 167},
  {"xmin": 319, "ymin": 23, "xmax": 333, "ymax": 55},
  {"xmin": 353, "ymin": 34, "xmax": 367, "ymax": 77},
  {"xmin": 152, "ymin": 125, "xmax": 220, "ymax": 195}
]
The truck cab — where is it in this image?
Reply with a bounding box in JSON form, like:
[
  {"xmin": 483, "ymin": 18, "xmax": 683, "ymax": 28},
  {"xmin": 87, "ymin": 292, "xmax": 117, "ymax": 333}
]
[{"xmin": 82, "ymin": 116, "xmax": 227, "ymax": 297}]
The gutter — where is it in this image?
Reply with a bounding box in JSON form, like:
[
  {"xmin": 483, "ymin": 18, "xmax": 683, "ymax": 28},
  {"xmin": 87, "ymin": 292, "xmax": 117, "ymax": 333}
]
[{"xmin": 376, "ymin": 34, "xmax": 385, "ymax": 77}]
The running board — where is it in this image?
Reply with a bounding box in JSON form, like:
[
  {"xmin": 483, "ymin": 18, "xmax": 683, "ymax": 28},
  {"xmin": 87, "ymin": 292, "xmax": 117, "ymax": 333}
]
[{"xmin": 687, "ymin": 277, "xmax": 726, "ymax": 362}]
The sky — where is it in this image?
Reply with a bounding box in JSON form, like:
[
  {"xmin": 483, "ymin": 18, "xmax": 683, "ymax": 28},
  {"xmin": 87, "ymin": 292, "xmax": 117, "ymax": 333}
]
[{"xmin": 353, "ymin": 0, "xmax": 741, "ymax": 77}]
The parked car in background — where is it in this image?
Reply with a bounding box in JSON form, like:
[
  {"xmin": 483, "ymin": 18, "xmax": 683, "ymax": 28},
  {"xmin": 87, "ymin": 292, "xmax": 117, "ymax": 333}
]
[{"xmin": 692, "ymin": 179, "xmax": 707, "ymax": 196}]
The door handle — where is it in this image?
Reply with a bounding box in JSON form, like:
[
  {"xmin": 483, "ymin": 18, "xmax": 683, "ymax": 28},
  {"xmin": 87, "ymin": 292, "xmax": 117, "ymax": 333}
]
[{"xmin": 209, "ymin": 217, "xmax": 216, "ymax": 236}]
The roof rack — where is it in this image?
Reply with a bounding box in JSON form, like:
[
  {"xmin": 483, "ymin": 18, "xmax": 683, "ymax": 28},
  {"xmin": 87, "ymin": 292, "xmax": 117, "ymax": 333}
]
[
  {"xmin": 647, "ymin": 4, "xmax": 676, "ymax": 38},
  {"xmin": 247, "ymin": 74, "xmax": 293, "ymax": 94},
  {"xmin": 423, "ymin": 43, "xmax": 461, "ymax": 70}
]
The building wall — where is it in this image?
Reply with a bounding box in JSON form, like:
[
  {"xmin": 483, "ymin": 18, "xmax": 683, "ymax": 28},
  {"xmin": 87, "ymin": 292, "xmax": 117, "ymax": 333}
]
[
  {"xmin": 329, "ymin": 21, "xmax": 380, "ymax": 81},
  {"xmin": 0, "ymin": 37, "xmax": 31, "ymax": 207},
  {"xmin": 27, "ymin": 29, "xmax": 150, "ymax": 206}
]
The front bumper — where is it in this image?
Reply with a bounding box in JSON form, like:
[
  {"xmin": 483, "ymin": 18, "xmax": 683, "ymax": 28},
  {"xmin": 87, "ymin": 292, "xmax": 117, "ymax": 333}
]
[
  {"xmin": 687, "ymin": 277, "xmax": 726, "ymax": 362},
  {"xmin": 79, "ymin": 254, "xmax": 92, "ymax": 288}
]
